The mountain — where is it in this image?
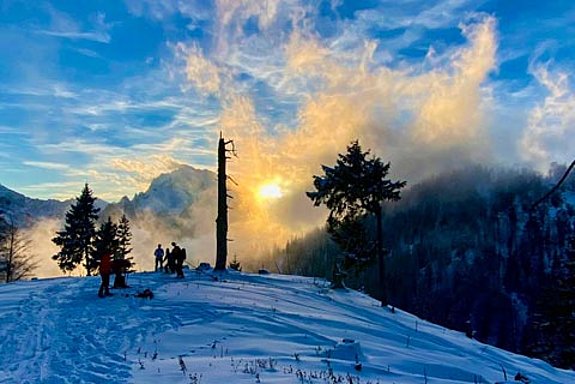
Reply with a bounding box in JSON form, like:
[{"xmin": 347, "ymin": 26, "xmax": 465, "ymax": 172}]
[
  {"xmin": 0, "ymin": 270, "xmax": 573, "ymax": 383},
  {"xmin": 100, "ymin": 165, "xmax": 217, "ymax": 240},
  {"xmin": 109, "ymin": 165, "xmax": 216, "ymax": 217},
  {"xmin": 0, "ymin": 165, "xmax": 216, "ymax": 231},
  {"xmin": 0, "ymin": 184, "xmax": 72, "ymax": 226}
]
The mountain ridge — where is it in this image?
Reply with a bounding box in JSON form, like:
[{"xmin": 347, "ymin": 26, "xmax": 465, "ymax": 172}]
[{"xmin": 0, "ymin": 165, "xmax": 217, "ymax": 228}]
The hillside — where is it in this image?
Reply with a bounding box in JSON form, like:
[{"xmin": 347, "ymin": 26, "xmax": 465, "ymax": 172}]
[
  {"xmin": 271, "ymin": 165, "xmax": 575, "ymax": 367},
  {"xmin": 0, "ymin": 270, "xmax": 573, "ymax": 384}
]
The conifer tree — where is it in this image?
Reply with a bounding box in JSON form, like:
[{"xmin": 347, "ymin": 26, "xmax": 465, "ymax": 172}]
[
  {"xmin": 93, "ymin": 216, "xmax": 118, "ymax": 272},
  {"xmin": 307, "ymin": 140, "xmax": 405, "ymax": 303},
  {"xmin": 116, "ymin": 214, "xmax": 134, "ymax": 271},
  {"xmin": 52, "ymin": 184, "xmax": 100, "ymax": 275}
]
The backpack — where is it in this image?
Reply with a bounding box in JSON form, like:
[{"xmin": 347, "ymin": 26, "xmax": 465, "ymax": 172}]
[{"xmin": 181, "ymin": 248, "xmax": 187, "ymax": 261}]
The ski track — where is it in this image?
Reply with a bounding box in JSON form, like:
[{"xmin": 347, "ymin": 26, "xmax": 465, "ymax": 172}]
[{"xmin": 0, "ymin": 274, "xmax": 185, "ymax": 384}]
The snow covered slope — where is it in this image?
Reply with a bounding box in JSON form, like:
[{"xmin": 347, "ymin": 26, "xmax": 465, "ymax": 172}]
[{"xmin": 0, "ymin": 271, "xmax": 573, "ymax": 384}]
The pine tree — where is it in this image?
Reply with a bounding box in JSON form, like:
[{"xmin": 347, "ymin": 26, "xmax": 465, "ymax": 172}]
[
  {"xmin": 93, "ymin": 216, "xmax": 118, "ymax": 273},
  {"xmin": 307, "ymin": 140, "xmax": 405, "ymax": 303},
  {"xmin": 116, "ymin": 214, "xmax": 135, "ymax": 272},
  {"xmin": 52, "ymin": 184, "xmax": 100, "ymax": 275}
]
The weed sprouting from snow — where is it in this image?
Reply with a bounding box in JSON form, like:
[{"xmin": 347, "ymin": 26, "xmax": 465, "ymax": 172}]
[
  {"xmin": 215, "ymin": 351, "xmax": 388, "ymax": 384},
  {"xmin": 243, "ymin": 362, "xmax": 257, "ymax": 375},
  {"xmin": 179, "ymin": 355, "xmax": 188, "ymax": 375},
  {"xmin": 188, "ymin": 372, "xmax": 202, "ymax": 384}
]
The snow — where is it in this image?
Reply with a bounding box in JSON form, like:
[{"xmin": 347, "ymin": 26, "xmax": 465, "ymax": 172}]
[{"xmin": 0, "ymin": 270, "xmax": 573, "ymax": 384}]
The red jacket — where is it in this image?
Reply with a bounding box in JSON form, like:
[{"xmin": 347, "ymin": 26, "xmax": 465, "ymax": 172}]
[{"xmin": 100, "ymin": 254, "xmax": 112, "ymax": 275}]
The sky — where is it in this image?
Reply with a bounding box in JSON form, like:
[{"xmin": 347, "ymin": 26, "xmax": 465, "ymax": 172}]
[{"xmin": 1, "ymin": 0, "xmax": 574, "ymax": 204}]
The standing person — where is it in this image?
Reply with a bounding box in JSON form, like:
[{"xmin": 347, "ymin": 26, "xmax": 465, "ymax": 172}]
[
  {"xmin": 178, "ymin": 248, "xmax": 187, "ymax": 278},
  {"xmin": 169, "ymin": 248, "xmax": 177, "ymax": 273},
  {"xmin": 171, "ymin": 242, "xmax": 184, "ymax": 278},
  {"xmin": 98, "ymin": 253, "xmax": 112, "ymax": 298},
  {"xmin": 164, "ymin": 248, "xmax": 172, "ymax": 273},
  {"xmin": 154, "ymin": 244, "xmax": 164, "ymax": 272}
]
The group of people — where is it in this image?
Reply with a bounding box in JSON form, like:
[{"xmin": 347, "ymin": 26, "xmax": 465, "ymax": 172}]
[
  {"xmin": 154, "ymin": 242, "xmax": 187, "ymax": 278},
  {"xmin": 97, "ymin": 241, "xmax": 188, "ymax": 297}
]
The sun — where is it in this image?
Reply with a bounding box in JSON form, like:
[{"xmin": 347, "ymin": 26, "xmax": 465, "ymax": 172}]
[{"xmin": 258, "ymin": 183, "xmax": 284, "ymax": 200}]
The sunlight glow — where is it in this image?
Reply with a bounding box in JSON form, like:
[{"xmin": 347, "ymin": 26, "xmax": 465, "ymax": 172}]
[{"xmin": 258, "ymin": 183, "xmax": 284, "ymax": 199}]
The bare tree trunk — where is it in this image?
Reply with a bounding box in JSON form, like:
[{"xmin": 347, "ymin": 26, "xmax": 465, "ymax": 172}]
[
  {"xmin": 216, "ymin": 134, "xmax": 235, "ymax": 271},
  {"xmin": 376, "ymin": 207, "xmax": 387, "ymax": 306}
]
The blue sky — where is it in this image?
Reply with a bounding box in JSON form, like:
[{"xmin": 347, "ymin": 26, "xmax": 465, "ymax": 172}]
[{"xmin": 1, "ymin": 0, "xmax": 574, "ymax": 201}]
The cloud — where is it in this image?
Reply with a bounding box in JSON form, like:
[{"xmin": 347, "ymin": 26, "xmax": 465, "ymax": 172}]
[
  {"xmin": 22, "ymin": 161, "xmax": 71, "ymax": 171},
  {"xmin": 37, "ymin": 9, "xmax": 111, "ymax": 43},
  {"xmin": 200, "ymin": 9, "xmax": 499, "ymax": 257},
  {"xmin": 110, "ymin": 154, "xmax": 184, "ymax": 191},
  {"xmin": 177, "ymin": 43, "xmax": 223, "ymax": 96},
  {"xmin": 19, "ymin": 181, "xmax": 85, "ymax": 201},
  {"xmin": 520, "ymin": 64, "xmax": 575, "ymax": 170},
  {"xmin": 408, "ymin": 15, "xmax": 497, "ymax": 148},
  {"xmin": 37, "ymin": 30, "xmax": 110, "ymax": 43}
]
